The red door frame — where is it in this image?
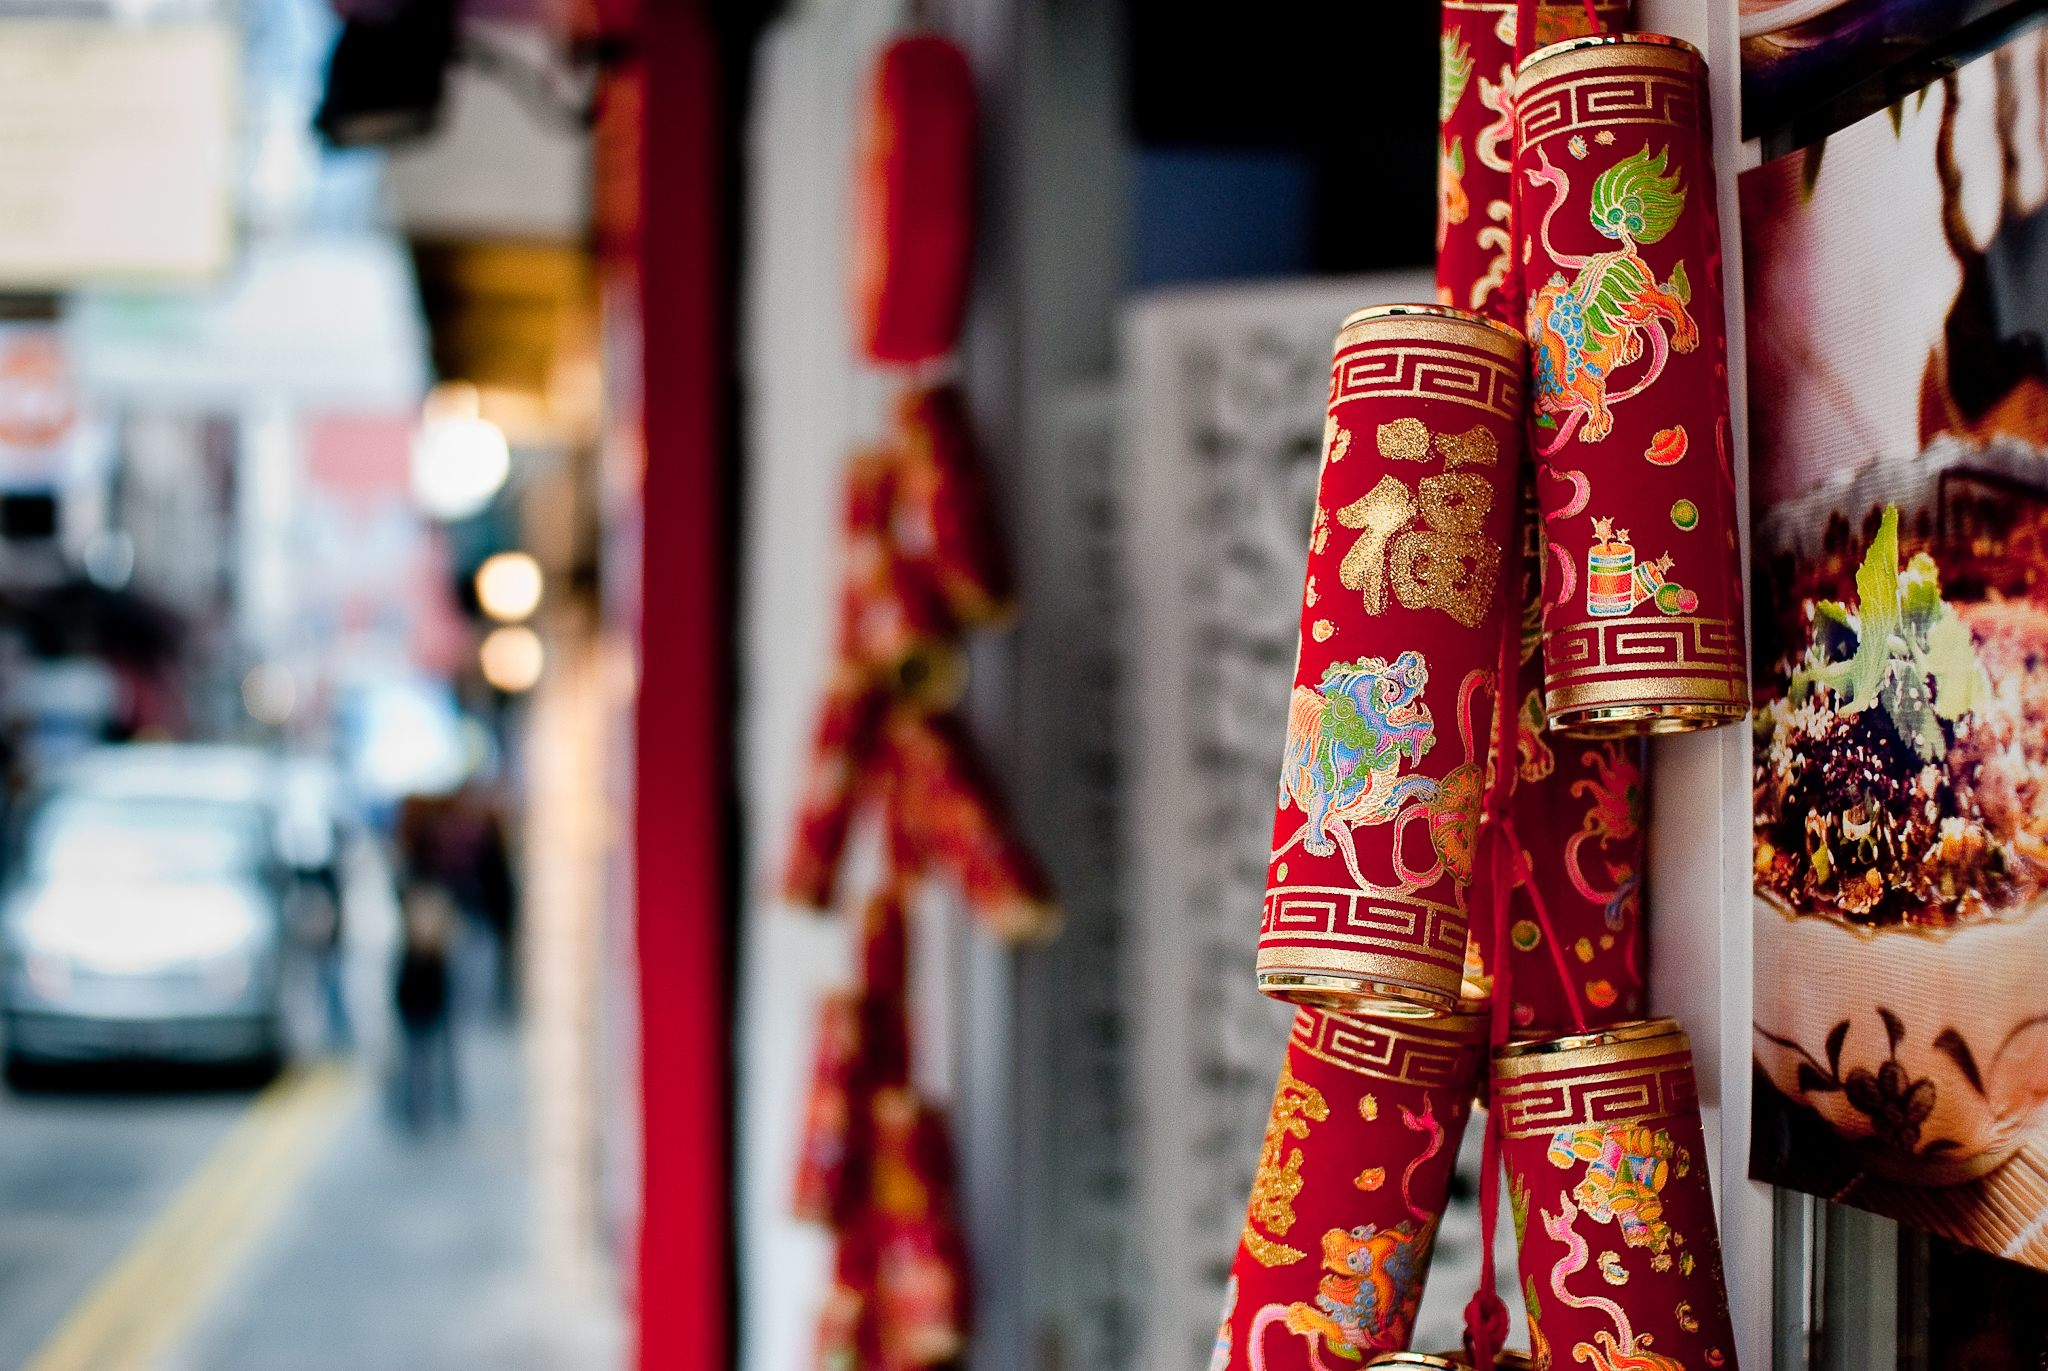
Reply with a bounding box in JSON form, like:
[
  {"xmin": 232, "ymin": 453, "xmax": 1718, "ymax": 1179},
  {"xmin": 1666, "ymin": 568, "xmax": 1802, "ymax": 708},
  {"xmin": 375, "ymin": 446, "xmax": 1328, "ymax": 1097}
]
[{"xmin": 634, "ymin": 0, "xmax": 733, "ymax": 1365}]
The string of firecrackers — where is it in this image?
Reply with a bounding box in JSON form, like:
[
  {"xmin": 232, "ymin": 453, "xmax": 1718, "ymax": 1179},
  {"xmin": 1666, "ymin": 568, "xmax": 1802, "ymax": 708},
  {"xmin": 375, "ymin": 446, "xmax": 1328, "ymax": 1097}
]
[
  {"xmin": 783, "ymin": 33, "xmax": 1058, "ymax": 1371},
  {"xmin": 1217, "ymin": 11, "xmax": 1741, "ymax": 1371},
  {"xmin": 1453, "ymin": 10, "xmax": 1744, "ymax": 1371}
]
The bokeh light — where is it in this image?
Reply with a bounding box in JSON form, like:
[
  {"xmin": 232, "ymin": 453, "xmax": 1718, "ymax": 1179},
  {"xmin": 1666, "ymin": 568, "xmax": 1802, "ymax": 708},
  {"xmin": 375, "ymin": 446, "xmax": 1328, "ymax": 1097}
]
[
  {"xmin": 474, "ymin": 551, "xmax": 543, "ymax": 622},
  {"xmin": 479, "ymin": 625, "xmax": 543, "ymax": 692}
]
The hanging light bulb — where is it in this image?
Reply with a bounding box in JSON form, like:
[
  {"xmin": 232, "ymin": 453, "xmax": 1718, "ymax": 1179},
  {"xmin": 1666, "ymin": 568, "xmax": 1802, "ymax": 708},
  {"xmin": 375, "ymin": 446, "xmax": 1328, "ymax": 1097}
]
[
  {"xmin": 411, "ymin": 382, "xmax": 509, "ymax": 521},
  {"xmin": 474, "ymin": 551, "xmax": 543, "ymax": 622},
  {"xmin": 479, "ymin": 625, "xmax": 543, "ymax": 692}
]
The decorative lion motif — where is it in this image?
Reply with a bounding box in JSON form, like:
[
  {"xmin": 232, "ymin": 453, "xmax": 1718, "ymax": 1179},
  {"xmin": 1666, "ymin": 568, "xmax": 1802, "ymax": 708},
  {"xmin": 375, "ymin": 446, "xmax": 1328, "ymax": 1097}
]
[
  {"xmin": 1275, "ymin": 653, "xmax": 1437, "ymax": 889},
  {"xmin": 1281, "ymin": 1219, "xmax": 1435, "ymax": 1360},
  {"xmin": 1523, "ymin": 143, "xmax": 1699, "ymax": 453}
]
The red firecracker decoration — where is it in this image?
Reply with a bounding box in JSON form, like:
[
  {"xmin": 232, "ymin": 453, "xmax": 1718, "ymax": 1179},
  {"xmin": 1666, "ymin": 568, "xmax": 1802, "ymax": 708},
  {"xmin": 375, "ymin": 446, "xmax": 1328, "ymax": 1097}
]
[
  {"xmin": 890, "ymin": 384, "xmax": 1013, "ymax": 627},
  {"xmin": 794, "ymin": 32, "xmax": 1042, "ymax": 1371},
  {"xmin": 1434, "ymin": 2, "xmax": 1652, "ymax": 1044},
  {"xmin": 803, "ymin": 889, "xmax": 974, "ymax": 1371},
  {"xmin": 1514, "ymin": 34, "xmax": 1747, "ymax": 735},
  {"xmin": 853, "ymin": 37, "xmax": 978, "ymax": 365},
  {"xmin": 1212, "ymin": 1008, "xmax": 1488, "ymax": 1371},
  {"xmin": 1436, "ymin": 1, "xmax": 1631, "ymax": 325},
  {"xmin": 1259, "ymin": 304, "xmax": 1526, "ymax": 1016},
  {"xmin": 1492, "ymin": 1020, "xmax": 1740, "ymax": 1371}
]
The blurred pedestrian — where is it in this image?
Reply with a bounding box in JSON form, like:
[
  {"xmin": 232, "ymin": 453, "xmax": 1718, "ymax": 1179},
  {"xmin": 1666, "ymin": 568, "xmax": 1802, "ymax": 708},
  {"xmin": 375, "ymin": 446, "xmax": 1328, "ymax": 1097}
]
[
  {"xmin": 397, "ymin": 789, "xmax": 515, "ymax": 1017},
  {"xmin": 393, "ymin": 881, "xmax": 459, "ymax": 1134},
  {"xmin": 279, "ymin": 793, "xmax": 350, "ymax": 1053},
  {"xmin": 287, "ymin": 869, "xmax": 350, "ymax": 1052}
]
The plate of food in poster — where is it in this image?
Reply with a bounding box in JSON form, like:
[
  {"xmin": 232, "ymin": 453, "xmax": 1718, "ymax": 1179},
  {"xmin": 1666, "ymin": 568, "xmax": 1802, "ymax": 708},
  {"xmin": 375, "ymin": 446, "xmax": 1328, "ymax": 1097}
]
[{"xmin": 1744, "ymin": 23, "xmax": 2048, "ymax": 1268}]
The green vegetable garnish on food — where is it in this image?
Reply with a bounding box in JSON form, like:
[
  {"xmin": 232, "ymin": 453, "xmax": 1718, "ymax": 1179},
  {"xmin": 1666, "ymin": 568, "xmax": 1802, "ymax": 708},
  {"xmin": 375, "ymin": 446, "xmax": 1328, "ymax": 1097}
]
[{"xmin": 1790, "ymin": 505, "xmax": 1990, "ymax": 760}]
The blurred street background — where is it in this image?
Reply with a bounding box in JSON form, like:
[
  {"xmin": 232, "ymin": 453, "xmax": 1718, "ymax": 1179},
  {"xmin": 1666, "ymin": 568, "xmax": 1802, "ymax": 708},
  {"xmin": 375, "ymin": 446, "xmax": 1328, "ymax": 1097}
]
[{"xmin": 0, "ymin": 0, "xmax": 636, "ymax": 1361}]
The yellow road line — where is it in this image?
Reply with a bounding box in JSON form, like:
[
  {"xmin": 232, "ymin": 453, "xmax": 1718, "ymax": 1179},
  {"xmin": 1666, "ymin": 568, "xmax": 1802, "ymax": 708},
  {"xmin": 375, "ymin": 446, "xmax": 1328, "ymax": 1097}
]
[{"xmin": 21, "ymin": 1060, "xmax": 363, "ymax": 1371}]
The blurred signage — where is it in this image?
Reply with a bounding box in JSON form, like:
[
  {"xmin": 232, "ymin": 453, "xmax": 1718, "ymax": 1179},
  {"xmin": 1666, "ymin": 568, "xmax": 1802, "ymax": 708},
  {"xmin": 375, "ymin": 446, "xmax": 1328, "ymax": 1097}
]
[
  {"xmin": 0, "ymin": 21, "xmax": 235, "ymax": 286},
  {"xmin": 68, "ymin": 236, "xmax": 430, "ymax": 407}
]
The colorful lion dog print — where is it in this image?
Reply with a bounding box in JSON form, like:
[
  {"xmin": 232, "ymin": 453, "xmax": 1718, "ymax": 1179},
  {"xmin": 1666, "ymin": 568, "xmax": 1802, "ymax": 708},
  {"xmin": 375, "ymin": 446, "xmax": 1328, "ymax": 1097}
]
[
  {"xmin": 1275, "ymin": 652, "xmax": 1437, "ymax": 890},
  {"xmin": 1524, "ymin": 143, "xmax": 1698, "ymax": 454},
  {"xmin": 1244, "ymin": 1097, "xmax": 1451, "ymax": 1369}
]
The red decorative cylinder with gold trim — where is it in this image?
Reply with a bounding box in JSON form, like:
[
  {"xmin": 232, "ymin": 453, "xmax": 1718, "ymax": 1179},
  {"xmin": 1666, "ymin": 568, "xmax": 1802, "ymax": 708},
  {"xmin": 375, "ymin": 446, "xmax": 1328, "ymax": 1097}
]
[
  {"xmin": 1212, "ymin": 1008, "xmax": 1487, "ymax": 1371},
  {"xmin": 1503, "ymin": 723, "xmax": 1650, "ymax": 1034},
  {"xmin": 1437, "ymin": 0, "xmax": 1630, "ymax": 325},
  {"xmin": 1259, "ymin": 304, "xmax": 1524, "ymax": 1016},
  {"xmin": 1513, "ymin": 34, "xmax": 1748, "ymax": 736},
  {"xmin": 1491, "ymin": 1019, "xmax": 1740, "ymax": 1371}
]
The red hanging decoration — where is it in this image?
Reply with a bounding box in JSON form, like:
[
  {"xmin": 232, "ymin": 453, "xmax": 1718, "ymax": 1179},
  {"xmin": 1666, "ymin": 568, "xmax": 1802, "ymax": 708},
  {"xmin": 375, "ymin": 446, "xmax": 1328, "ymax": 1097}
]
[
  {"xmin": 1513, "ymin": 34, "xmax": 1747, "ymax": 734},
  {"xmin": 1491, "ymin": 1020, "xmax": 1741, "ymax": 1371},
  {"xmin": 1436, "ymin": 1, "xmax": 1630, "ymax": 324},
  {"xmin": 1213, "ymin": 1008, "xmax": 1488, "ymax": 1371},
  {"xmin": 1258, "ymin": 304, "xmax": 1526, "ymax": 1017},
  {"xmin": 853, "ymin": 36, "xmax": 979, "ymax": 365}
]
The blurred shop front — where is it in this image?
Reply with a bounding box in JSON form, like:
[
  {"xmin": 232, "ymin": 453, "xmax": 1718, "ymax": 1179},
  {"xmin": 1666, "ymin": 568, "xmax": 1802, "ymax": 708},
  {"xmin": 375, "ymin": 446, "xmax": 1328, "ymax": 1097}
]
[{"xmin": 0, "ymin": 0, "xmax": 635, "ymax": 1365}]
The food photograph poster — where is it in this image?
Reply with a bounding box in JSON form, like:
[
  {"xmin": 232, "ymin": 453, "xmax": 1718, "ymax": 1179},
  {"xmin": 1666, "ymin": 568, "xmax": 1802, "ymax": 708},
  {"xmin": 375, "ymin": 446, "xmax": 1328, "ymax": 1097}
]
[{"xmin": 1744, "ymin": 19, "xmax": 2048, "ymax": 1267}]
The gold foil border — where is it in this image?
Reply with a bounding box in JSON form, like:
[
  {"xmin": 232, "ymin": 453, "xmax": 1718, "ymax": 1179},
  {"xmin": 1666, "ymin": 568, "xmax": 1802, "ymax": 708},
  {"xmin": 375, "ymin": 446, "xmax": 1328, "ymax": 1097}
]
[
  {"xmin": 1517, "ymin": 37, "xmax": 1701, "ymax": 87},
  {"xmin": 1261, "ymin": 884, "xmax": 1469, "ymax": 961},
  {"xmin": 1292, "ymin": 1007, "xmax": 1486, "ymax": 1089},
  {"xmin": 1491, "ymin": 1055, "xmax": 1699, "ymax": 1138},
  {"xmin": 1545, "ymin": 674, "xmax": 1750, "ymax": 711},
  {"xmin": 1257, "ymin": 942, "xmax": 1466, "ymax": 990},
  {"xmin": 1334, "ymin": 316, "xmax": 1526, "ymax": 369}
]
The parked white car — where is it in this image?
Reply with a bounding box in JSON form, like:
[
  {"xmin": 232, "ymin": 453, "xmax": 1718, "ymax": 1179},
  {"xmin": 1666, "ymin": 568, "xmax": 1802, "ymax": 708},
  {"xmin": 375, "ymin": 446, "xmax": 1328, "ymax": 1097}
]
[{"xmin": 2, "ymin": 745, "xmax": 286, "ymax": 1072}]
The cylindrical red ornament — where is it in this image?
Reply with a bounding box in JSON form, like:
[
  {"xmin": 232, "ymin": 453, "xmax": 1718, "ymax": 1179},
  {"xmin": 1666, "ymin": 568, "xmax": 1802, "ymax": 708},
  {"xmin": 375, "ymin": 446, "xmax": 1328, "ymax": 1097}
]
[
  {"xmin": 794, "ymin": 990, "xmax": 862, "ymax": 1224},
  {"xmin": 1213, "ymin": 1008, "xmax": 1487, "ymax": 1371},
  {"xmin": 884, "ymin": 709, "xmax": 1060, "ymax": 943},
  {"xmin": 1436, "ymin": 0, "xmax": 1630, "ymax": 325},
  {"xmin": 889, "ymin": 383, "xmax": 1014, "ymax": 628},
  {"xmin": 1502, "ymin": 726, "xmax": 1650, "ymax": 1034},
  {"xmin": 1259, "ymin": 304, "xmax": 1525, "ymax": 1016},
  {"xmin": 838, "ymin": 450, "xmax": 966, "ymax": 708},
  {"xmin": 1491, "ymin": 1019, "xmax": 1739, "ymax": 1371},
  {"xmin": 852, "ymin": 36, "xmax": 978, "ymax": 365},
  {"xmin": 783, "ymin": 673, "xmax": 888, "ymax": 910},
  {"xmin": 1513, "ymin": 34, "xmax": 1747, "ymax": 736}
]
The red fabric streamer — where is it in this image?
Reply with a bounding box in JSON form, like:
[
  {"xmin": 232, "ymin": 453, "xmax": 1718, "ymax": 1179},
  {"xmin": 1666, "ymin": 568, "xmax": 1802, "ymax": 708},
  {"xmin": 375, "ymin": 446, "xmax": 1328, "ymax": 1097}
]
[{"xmin": 853, "ymin": 36, "xmax": 979, "ymax": 365}]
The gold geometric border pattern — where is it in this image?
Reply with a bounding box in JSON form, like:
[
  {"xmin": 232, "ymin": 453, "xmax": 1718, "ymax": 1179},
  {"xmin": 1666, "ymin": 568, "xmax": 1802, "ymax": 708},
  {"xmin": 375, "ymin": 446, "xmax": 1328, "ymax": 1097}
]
[
  {"xmin": 1292, "ymin": 1007, "xmax": 1486, "ymax": 1091},
  {"xmin": 1261, "ymin": 883, "xmax": 1469, "ymax": 962},
  {"xmin": 1492, "ymin": 1054, "xmax": 1699, "ymax": 1139},
  {"xmin": 1329, "ymin": 340, "xmax": 1525, "ymax": 419}
]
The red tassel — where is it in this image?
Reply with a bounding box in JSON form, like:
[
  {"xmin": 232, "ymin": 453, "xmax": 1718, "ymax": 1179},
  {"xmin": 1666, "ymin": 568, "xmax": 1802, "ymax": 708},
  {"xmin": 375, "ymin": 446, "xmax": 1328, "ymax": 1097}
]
[{"xmin": 853, "ymin": 37, "xmax": 978, "ymax": 365}]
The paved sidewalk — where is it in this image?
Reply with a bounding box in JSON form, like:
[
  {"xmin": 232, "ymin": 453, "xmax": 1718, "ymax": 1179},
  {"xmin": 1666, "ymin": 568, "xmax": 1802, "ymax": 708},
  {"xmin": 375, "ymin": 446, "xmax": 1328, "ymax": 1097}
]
[{"xmin": 156, "ymin": 1023, "xmax": 623, "ymax": 1371}]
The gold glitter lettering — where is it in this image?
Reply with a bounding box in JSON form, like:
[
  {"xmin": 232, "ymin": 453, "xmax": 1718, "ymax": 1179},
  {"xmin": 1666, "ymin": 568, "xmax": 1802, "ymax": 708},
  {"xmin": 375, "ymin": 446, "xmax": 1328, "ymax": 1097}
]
[
  {"xmin": 1241, "ymin": 1061, "xmax": 1329, "ymax": 1267},
  {"xmin": 1434, "ymin": 424, "xmax": 1499, "ymax": 469},
  {"xmin": 1337, "ymin": 477, "xmax": 1417, "ymax": 615},
  {"xmin": 1376, "ymin": 417, "xmax": 1430, "ymax": 461}
]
